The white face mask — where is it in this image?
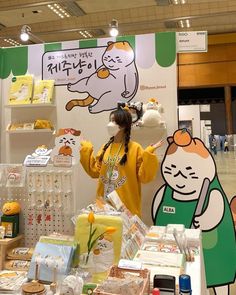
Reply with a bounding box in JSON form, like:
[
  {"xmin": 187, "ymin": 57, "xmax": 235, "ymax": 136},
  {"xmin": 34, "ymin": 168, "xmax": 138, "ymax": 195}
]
[{"xmin": 107, "ymin": 121, "xmax": 120, "ymax": 137}]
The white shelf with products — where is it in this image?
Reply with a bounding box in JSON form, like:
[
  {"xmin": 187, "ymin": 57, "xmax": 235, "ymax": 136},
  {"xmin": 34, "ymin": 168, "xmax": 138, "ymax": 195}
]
[
  {"xmin": 5, "ymin": 101, "xmax": 57, "ymax": 163},
  {"xmin": 5, "ymin": 103, "xmax": 56, "ymax": 108},
  {"xmin": 6, "ymin": 129, "xmax": 55, "ymax": 134},
  {"xmin": 5, "ymin": 101, "xmax": 57, "ymax": 132}
]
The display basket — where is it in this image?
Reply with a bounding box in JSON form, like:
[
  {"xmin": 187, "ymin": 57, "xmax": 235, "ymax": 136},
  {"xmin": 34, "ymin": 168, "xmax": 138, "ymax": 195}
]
[{"xmin": 93, "ymin": 265, "xmax": 150, "ymax": 295}]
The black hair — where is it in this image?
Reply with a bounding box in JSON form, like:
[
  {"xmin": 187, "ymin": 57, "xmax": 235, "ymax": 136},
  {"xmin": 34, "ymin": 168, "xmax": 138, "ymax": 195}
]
[{"xmin": 99, "ymin": 106, "xmax": 132, "ymax": 165}]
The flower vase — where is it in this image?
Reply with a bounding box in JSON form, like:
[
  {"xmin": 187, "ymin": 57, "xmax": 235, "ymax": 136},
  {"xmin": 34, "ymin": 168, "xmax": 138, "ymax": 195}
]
[{"xmin": 79, "ymin": 252, "xmax": 94, "ymax": 272}]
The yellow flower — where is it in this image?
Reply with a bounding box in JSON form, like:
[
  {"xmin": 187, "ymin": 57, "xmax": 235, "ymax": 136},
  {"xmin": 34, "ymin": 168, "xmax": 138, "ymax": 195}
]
[
  {"xmin": 105, "ymin": 226, "xmax": 116, "ymax": 234},
  {"xmin": 88, "ymin": 211, "xmax": 95, "ymax": 224}
]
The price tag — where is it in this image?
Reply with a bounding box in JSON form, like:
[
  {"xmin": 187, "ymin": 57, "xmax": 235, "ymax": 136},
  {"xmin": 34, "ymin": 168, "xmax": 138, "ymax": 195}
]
[{"xmin": 53, "ymin": 155, "xmax": 72, "ymax": 167}]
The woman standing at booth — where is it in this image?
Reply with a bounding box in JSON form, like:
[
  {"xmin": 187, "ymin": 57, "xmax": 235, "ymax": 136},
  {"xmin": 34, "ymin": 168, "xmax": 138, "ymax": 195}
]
[{"xmin": 80, "ymin": 105, "xmax": 163, "ymax": 217}]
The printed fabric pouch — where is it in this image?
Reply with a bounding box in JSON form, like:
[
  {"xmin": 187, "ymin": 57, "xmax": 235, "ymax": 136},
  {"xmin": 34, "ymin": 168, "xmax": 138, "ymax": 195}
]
[{"xmin": 75, "ymin": 213, "xmax": 123, "ymax": 282}]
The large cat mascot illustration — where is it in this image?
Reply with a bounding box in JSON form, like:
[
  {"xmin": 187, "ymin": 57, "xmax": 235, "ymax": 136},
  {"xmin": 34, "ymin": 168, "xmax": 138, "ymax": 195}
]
[
  {"xmin": 66, "ymin": 41, "xmax": 139, "ymax": 114},
  {"xmin": 152, "ymin": 129, "xmax": 235, "ymax": 295}
]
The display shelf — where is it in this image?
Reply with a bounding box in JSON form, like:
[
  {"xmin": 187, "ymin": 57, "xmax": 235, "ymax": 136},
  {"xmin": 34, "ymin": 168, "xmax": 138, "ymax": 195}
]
[
  {"xmin": 0, "ymin": 234, "xmax": 24, "ymax": 270},
  {"xmin": 5, "ymin": 103, "xmax": 56, "ymax": 108},
  {"xmin": 6, "ymin": 129, "xmax": 54, "ymax": 134}
]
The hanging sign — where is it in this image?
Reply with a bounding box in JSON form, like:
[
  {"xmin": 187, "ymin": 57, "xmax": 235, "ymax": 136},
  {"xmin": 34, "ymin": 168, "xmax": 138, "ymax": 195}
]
[{"xmin": 176, "ymin": 31, "xmax": 208, "ymax": 53}]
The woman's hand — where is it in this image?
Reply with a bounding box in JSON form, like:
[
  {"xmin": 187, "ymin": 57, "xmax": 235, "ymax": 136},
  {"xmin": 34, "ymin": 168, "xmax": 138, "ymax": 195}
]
[
  {"xmin": 151, "ymin": 139, "xmax": 164, "ymax": 150},
  {"xmin": 80, "ymin": 138, "xmax": 93, "ymax": 149}
]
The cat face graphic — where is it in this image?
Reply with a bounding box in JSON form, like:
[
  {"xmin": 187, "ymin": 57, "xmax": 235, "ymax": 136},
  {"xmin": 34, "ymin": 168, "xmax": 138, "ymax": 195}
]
[
  {"xmin": 58, "ymin": 135, "xmax": 76, "ymax": 146},
  {"xmin": 107, "ymin": 166, "xmax": 119, "ymax": 181},
  {"xmin": 97, "ymin": 236, "xmax": 113, "ymax": 251},
  {"xmin": 102, "ymin": 42, "xmax": 134, "ymax": 70},
  {"xmin": 162, "ymin": 148, "xmax": 215, "ymax": 196}
]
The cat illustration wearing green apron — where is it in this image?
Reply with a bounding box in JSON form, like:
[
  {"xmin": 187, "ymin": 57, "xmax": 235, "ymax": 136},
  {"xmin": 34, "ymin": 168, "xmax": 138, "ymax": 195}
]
[{"xmin": 152, "ymin": 129, "xmax": 236, "ymax": 295}]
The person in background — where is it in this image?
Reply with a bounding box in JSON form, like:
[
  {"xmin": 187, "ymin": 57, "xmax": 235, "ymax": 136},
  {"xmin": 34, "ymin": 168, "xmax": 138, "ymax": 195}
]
[
  {"xmin": 224, "ymin": 138, "xmax": 229, "ymax": 152},
  {"xmin": 80, "ymin": 105, "xmax": 163, "ymax": 217},
  {"xmin": 211, "ymin": 136, "xmax": 217, "ymax": 156},
  {"xmin": 220, "ymin": 137, "xmax": 224, "ymax": 151}
]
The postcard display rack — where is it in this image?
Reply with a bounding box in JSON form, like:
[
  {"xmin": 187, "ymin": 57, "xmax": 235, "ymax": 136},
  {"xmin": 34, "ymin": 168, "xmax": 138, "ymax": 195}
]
[{"xmin": 0, "ymin": 164, "xmax": 78, "ymax": 247}]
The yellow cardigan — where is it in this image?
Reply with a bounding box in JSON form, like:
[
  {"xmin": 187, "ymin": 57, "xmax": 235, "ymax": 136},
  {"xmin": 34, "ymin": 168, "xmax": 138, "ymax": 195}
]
[{"xmin": 80, "ymin": 140, "xmax": 159, "ymax": 217}]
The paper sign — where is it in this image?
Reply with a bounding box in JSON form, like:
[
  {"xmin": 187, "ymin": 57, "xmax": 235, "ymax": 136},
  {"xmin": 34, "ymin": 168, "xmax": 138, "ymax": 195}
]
[
  {"xmin": 176, "ymin": 31, "xmax": 208, "ymax": 53},
  {"xmin": 53, "ymin": 155, "xmax": 72, "ymax": 167},
  {"xmin": 24, "ymin": 155, "xmax": 50, "ymax": 167}
]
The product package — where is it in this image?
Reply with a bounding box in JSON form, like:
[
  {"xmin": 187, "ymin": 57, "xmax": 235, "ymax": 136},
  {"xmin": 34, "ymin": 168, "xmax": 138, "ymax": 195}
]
[
  {"xmin": 8, "ymin": 75, "xmax": 33, "ymax": 104},
  {"xmin": 0, "ymin": 270, "xmax": 27, "ymax": 292},
  {"xmin": 34, "ymin": 119, "xmax": 53, "ymax": 130},
  {"xmin": 7, "ymin": 247, "xmax": 34, "ymax": 261},
  {"xmin": 1, "ymin": 214, "xmax": 19, "ymax": 238},
  {"xmin": 32, "ymin": 80, "xmax": 54, "ymax": 104},
  {"xmin": 93, "ymin": 266, "xmax": 150, "ymax": 295},
  {"xmin": 39, "ymin": 234, "xmax": 79, "ymax": 267},
  {"xmin": 27, "ymin": 242, "xmax": 74, "ymax": 282},
  {"xmin": 134, "ymin": 250, "xmax": 185, "ymax": 283},
  {"xmin": 4, "ymin": 260, "xmax": 30, "ymax": 271}
]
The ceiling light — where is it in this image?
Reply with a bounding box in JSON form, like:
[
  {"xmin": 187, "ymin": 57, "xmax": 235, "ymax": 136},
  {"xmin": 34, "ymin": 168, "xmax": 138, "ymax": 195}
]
[
  {"xmin": 4, "ymin": 38, "xmax": 21, "ymax": 46},
  {"xmin": 186, "ymin": 19, "xmax": 190, "ymax": 28},
  {"xmin": 20, "ymin": 25, "xmax": 31, "ymax": 41},
  {"xmin": 47, "ymin": 3, "xmax": 72, "ymax": 19},
  {"xmin": 109, "ymin": 19, "xmax": 119, "ymax": 37},
  {"xmin": 78, "ymin": 30, "xmax": 94, "ymax": 39},
  {"xmin": 178, "ymin": 19, "xmax": 191, "ymax": 28},
  {"xmin": 20, "ymin": 25, "xmax": 44, "ymax": 43},
  {"xmin": 171, "ymin": 0, "xmax": 187, "ymax": 4}
]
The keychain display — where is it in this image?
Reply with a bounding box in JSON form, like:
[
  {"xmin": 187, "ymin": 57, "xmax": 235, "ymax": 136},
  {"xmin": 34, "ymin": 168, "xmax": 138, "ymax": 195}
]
[
  {"xmin": 53, "ymin": 172, "xmax": 62, "ymax": 192},
  {"xmin": 0, "ymin": 164, "xmax": 76, "ymax": 247},
  {"xmin": 0, "ymin": 168, "xmax": 6, "ymax": 187},
  {"xmin": 26, "ymin": 168, "xmax": 73, "ymax": 211},
  {"xmin": 62, "ymin": 170, "xmax": 72, "ymax": 193}
]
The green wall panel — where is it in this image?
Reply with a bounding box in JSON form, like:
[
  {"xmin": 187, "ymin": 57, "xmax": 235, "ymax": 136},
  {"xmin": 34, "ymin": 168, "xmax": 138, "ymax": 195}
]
[
  {"xmin": 79, "ymin": 39, "xmax": 97, "ymax": 48},
  {"xmin": 44, "ymin": 43, "xmax": 62, "ymax": 52},
  {"xmin": 155, "ymin": 32, "xmax": 176, "ymax": 67},
  {"xmin": 0, "ymin": 46, "xmax": 28, "ymax": 79}
]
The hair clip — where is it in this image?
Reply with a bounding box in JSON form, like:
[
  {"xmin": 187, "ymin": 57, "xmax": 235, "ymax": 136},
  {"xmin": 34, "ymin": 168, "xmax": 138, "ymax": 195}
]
[
  {"xmin": 122, "ymin": 105, "xmax": 130, "ymax": 112},
  {"xmin": 149, "ymin": 98, "xmax": 158, "ymax": 103}
]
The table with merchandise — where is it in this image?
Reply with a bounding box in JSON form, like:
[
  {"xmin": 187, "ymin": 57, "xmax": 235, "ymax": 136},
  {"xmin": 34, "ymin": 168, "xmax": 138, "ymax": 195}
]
[{"xmin": 0, "ymin": 193, "xmax": 207, "ymax": 295}]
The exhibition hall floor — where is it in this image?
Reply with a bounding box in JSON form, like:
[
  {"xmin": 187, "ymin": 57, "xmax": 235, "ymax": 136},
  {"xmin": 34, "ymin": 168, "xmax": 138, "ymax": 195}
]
[
  {"xmin": 209, "ymin": 150, "xmax": 236, "ymax": 294},
  {"xmin": 215, "ymin": 150, "xmax": 236, "ymax": 200}
]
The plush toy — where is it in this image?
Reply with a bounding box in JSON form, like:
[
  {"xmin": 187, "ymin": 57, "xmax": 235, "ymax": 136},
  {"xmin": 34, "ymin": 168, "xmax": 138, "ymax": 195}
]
[
  {"xmin": 131, "ymin": 98, "xmax": 166, "ymax": 145},
  {"xmin": 2, "ymin": 201, "xmax": 21, "ymax": 215},
  {"xmin": 138, "ymin": 98, "xmax": 165, "ymax": 127},
  {"xmin": 60, "ymin": 275, "xmax": 83, "ymax": 295}
]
